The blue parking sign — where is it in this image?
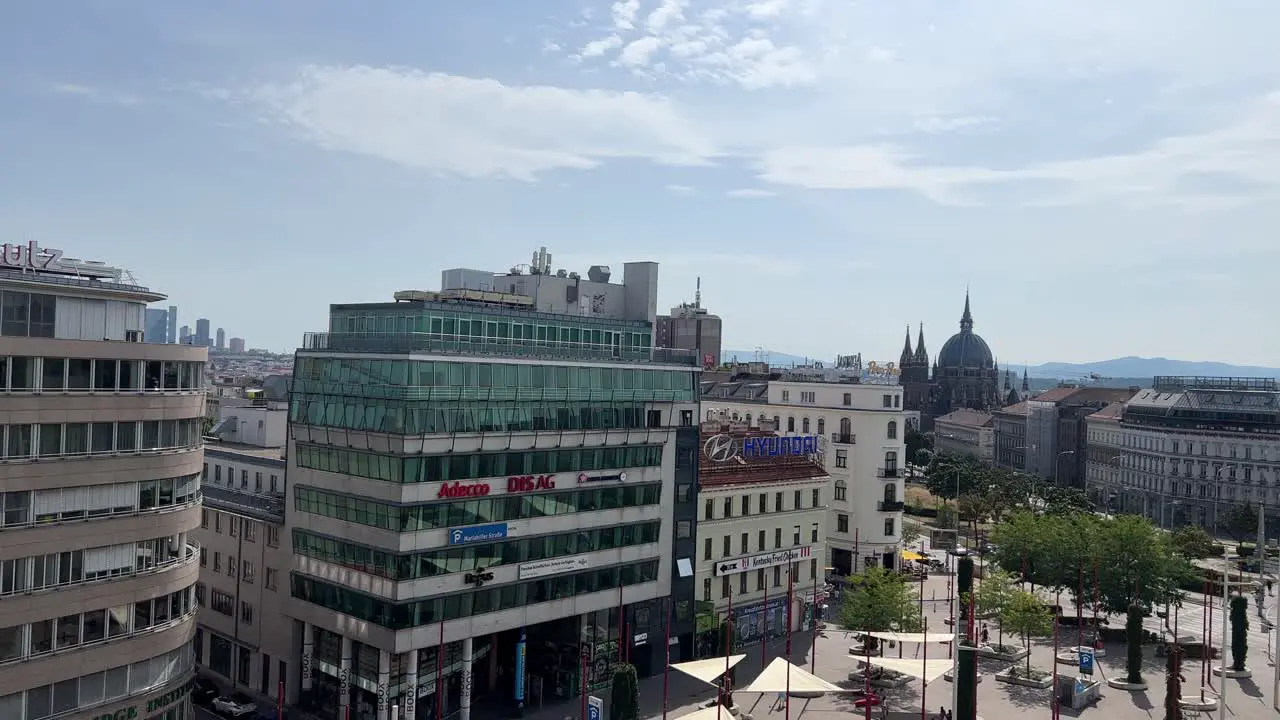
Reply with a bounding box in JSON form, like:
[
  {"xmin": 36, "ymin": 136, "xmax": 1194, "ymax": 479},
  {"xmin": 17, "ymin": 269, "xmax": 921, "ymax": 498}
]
[
  {"xmin": 1078, "ymin": 648, "xmax": 1094, "ymax": 675},
  {"xmin": 588, "ymin": 695, "xmax": 603, "ymax": 720}
]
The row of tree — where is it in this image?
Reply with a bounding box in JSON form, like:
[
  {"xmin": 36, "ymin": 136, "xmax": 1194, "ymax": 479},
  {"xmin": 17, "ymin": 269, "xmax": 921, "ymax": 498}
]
[{"xmin": 919, "ymin": 452, "xmax": 1093, "ymax": 525}]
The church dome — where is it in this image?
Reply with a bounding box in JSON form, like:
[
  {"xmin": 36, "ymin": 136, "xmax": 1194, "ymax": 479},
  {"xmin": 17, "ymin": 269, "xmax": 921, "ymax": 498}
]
[{"xmin": 936, "ymin": 292, "xmax": 995, "ymax": 369}]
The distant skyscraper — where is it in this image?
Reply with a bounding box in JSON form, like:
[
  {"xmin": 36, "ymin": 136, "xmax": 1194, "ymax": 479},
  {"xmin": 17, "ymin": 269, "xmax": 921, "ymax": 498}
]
[
  {"xmin": 167, "ymin": 305, "xmax": 178, "ymax": 343},
  {"xmin": 195, "ymin": 318, "xmax": 211, "ymax": 346},
  {"xmin": 229, "ymin": 337, "xmax": 246, "ymax": 354},
  {"xmin": 216, "ymin": 328, "xmax": 226, "ymax": 350},
  {"xmin": 144, "ymin": 308, "xmax": 168, "ymax": 343},
  {"xmin": 179, "ymin": 325, "xmax": 191, "ymax": 344}
]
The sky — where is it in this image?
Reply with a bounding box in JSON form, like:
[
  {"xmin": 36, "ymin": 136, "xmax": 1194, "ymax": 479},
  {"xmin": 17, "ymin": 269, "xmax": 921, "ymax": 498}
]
[{"xmin": 1, "ymin": 1, "xmax": 1278, "ymax": 365}]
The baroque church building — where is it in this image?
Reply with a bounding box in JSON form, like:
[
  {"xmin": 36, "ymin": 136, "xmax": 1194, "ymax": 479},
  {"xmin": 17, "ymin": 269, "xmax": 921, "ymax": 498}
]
[{"xmin": 899, "ymin": 292, "xmax": 1005, "ymax": 429}]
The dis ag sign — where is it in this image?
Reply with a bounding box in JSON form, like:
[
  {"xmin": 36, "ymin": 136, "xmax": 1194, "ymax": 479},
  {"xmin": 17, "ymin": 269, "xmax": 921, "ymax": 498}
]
[{"xmin": 508, "ymin": 475, "xmax": 556, "ymax": 492}]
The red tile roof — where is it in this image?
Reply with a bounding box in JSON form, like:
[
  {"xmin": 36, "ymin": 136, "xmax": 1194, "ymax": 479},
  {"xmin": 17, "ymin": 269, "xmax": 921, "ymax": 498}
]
[{"xmin": 1086, "ymin": 402, "xmax": 1125, "ymax": 421}]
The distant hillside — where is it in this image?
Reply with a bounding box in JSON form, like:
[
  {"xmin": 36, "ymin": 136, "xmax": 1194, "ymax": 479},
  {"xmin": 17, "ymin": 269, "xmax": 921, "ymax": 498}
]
[
  {"xmin": 721, "ymin": 350, "xmax": 827, "ymax": 367},
  {"xmin": 1030, "ymin": 357, "xmax": 1280, "ymax": 380}
]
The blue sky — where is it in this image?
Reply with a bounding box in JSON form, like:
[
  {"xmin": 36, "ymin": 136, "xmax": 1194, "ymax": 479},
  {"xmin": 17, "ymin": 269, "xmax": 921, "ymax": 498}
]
[{"xmin": 2, "ymin": 1, "xmax": 1277, "ymax": 365}]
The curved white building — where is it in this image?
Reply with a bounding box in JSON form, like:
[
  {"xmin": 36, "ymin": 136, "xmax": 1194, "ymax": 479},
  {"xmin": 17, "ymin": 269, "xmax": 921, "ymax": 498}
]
[{"xmin": 0, "ymin": 245, "xmax": 206, "ymax": 720}]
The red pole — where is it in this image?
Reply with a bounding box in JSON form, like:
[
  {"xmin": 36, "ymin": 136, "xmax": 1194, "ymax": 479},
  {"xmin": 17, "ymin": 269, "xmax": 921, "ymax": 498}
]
[
  {"xmin": 864, "ymin": 640, "xmax": 872, "ymax": 720},
  {"xmin": 811, "ymin": 573, "xmax": 819, "ymax": 673},
  {"xmin": 719, "ymin": 580, "xmax": 732, "ymax": 720},
  {"xmin": 854, "ymin": 529, "xmax": 860, "ymax": 573},
  {"xmin": 1092, "ymin": 557, "xmax": 1100, "ymax": 649},
  {"xmin": 1207, "ymin": 579, "xmax": 1216, "ymax": 692},
  {"xmin": 1076, "ymin": 566, "xmax": 1084, "ymax": 650},
  {"xmin": 762, "ymin": 576, "xmax": 770, "ymax": 668},
  {"xmin": 662, "ymin": 597, "xmax": 672, "ymax": 720},
  {"xmin": 1202, "ymin": 579, "xmax": 1209, "ymax": 699},
  {"xmin": 785, "ymin": 565, "xmax": 794, "ymax": 720},
  {"xmin": 580, "ymin": 645, "xmax": 588, "ymax": 720},
  {"xmin": 947, "ymin": 552, "xmax": 954, "ymax": 660},
  {"xmin": 277, "ymin": 680, "xmax": 284, "ymax": 720},
  {"xmin": 1052, "ymin": 589, "xmax": 1061, "ymax": 720},
  {"xmin": 436, "ymin": 622, "xmax": 445, "ymax": 720},
  {"xmin": 920, "ymin": 620, "xmax": 928, "ymax": 720},
  {"xmin": 618, "ymin": 581, "xmax": 626, "ymax": 664}
]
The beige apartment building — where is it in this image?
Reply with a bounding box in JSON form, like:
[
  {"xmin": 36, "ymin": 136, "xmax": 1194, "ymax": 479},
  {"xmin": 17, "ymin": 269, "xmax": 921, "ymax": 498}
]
[{"xmin": 0, "ymin": 244, "xmax": 206, "ymax": 720}]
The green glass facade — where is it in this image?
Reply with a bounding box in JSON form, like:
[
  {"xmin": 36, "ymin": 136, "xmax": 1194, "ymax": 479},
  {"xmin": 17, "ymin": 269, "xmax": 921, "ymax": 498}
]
[
  {"xmin": 294, "ymin": 483, "xmax": 662, "ymax": 533},
  {"xmin": 327, "ymin": 304, "xmax": 655, "ymax": 363},
  {"xmin": 293, "ymin": 521, "xmax": 661, "ymax": 580},
  {"xmin": 294, "ymin": 443, "xmax": 663, "ymax": 484},
  {"xmin": 291, "ymin": 560, "xmax": 660, "ymax": 630}
]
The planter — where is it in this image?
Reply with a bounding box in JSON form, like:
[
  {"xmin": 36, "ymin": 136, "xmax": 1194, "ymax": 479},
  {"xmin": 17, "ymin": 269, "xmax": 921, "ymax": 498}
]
[
  {"xmin": 976, "ymin": 645, "xmax": 1030, "ymax": 662},
  {"xmin": 1106, "ymin": 678, "xmax": 1148, "ymax": 691},
  {"xmin": 1179, "ymin": 696, "xmax": 1218, "ymax": 711},
  {"xmin": 994, "ymin": 667, "xmax": 1052, "ymax": 689},
  {"xmin": 848, "ymin": 670, "xmax": 912, "ymax": 688},
  {"xmin": 1054, "ymin": 646, "xmax": 1105, "ymax": 664},
  {"xmin": 943, "ymin": 669, "xmax": 983, "ymax": 683},
  {"xmin": 1211, "ymin": 667, "xmax": 1253, "ymax": 679}
]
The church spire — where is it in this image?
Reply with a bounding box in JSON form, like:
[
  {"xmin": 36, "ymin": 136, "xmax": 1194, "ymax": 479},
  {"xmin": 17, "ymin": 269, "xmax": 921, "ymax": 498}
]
[
  {"xmin": 1022, "ymin": 366, "xmax": 1029, "ymax": 392},
  {"xmin": 914, "ymin": 323, "xmax": 928, "ymax": 364},
  {"xmin": 959, "ymin": 289, "xmax": 974, "ymax": 333},
  {"xmin": 899, "ymin": 325, "xmax": 914, "ymax": 366}
]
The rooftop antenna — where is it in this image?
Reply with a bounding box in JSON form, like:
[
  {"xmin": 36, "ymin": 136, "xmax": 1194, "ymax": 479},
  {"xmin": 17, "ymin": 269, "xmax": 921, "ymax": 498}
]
[{"xmin": 695, "ymin": 276, "xmax": 702, "ymax": 310}]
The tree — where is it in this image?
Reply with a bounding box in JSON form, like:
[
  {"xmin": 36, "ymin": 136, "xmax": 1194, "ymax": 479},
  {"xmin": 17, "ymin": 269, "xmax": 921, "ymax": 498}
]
[
  {"xmin": 956, "ymin": 493, "xmax": 987, "ymax": 537},
  {"xmin": 839, "ymin": 567, "xmax": 923, "ymax": 638},
  {"xmin": 905, "ymin": 428, "xmax": 933, "ymax": 468},
  {"xmin": 1000, "ymin": 590, "xmax": 1054, "ymax": 676},
  {"xmin": 924, "ymin": 453, "xmax": 988, "ymax": 500},
  {"xmin": 610, "ymin": 663, "xmax": 640, "ymax": 720},
  {"xmin": 901, "ymin": 521, "xmax": 922, "ymax": 548},
  {"xmin": 1219, "ymin": 503, "xmax": 1259, "ymax": 543},
  {"xmin": 1230, "ymin": 595, "xmax": 1249, "ymax": 671},
  {"xmin": 973, "ymin": 570, "xmax": 1018, "ymax": 651},
  {"xmin": 1096, "ymin": 515, "xmax": 1191, "ymax": 614},
  {"xmin": 1039, "ymin": 485, "xmax": 1092, "ymax": 516},
  {"xmin": 1126, "ymin": 604, "xmax": 1144, "ymax": 685},
  {"xmin": 1170, "ymin": 526, "xmax": 1214, "ymax": 560}
]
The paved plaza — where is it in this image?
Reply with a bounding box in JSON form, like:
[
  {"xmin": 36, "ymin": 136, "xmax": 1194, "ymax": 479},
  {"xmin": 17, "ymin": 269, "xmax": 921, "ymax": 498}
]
[{"xmin": 515, "ymin": 572, "xmax": 1280, "ymax": 720}]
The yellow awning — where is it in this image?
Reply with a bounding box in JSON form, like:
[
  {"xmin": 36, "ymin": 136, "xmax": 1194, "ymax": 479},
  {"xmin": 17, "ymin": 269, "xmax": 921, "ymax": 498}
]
[{"xmin": 901, "ymin": 550, "xmax": 926, "ymax": 561}]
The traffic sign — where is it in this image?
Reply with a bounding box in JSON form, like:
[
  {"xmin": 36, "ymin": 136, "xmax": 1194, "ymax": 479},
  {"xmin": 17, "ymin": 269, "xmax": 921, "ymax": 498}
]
[
  {"xmin": 587, "ymin": 695, "xmax": 603, "ymax": 720},
  {"xmin": 1078, "ymin": 647, "xmax": 1094, "ymax": 675}
]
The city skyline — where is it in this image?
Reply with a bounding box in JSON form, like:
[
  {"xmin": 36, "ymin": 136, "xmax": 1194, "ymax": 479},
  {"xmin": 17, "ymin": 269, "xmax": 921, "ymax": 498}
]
[{"xmin": 2, "ymin": 3, "xmax": 1277, "ymax": 363}]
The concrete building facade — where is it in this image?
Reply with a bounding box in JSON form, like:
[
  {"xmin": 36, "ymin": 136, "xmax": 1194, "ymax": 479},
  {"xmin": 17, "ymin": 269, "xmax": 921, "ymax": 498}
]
[
  {"xmin": 0, "ymin": 245, "xmax": 206, "ymax": 720},
  {"xmin": 933, "ymin": 409, "xmax": 995, "ymax": 462}
]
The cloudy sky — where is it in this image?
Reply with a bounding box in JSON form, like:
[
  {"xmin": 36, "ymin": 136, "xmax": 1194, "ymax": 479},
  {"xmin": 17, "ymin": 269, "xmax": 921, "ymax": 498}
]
[{"xmin": 2, "ymin": 1, "xmax": 1276, "ymax": 365}]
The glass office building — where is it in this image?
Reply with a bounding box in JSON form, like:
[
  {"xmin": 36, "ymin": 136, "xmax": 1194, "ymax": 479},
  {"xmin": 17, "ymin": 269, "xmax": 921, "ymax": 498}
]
[{"xmin": 287, "ymin": 261, "xmax": 700, "ymax": 720}]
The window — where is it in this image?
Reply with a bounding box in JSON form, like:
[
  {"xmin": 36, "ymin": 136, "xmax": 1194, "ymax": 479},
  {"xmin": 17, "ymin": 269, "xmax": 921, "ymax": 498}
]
[
  {"xmin": 781, "ymin": 391, "xmax": 789, "ymax": 402},
  {"xmin": 740, "ymin": 533, "xmax": 748, "ymax": 554},
  {"xmin": 817, "ymin": 418, "xmax": 825, "ymax": 435},
  {"xmin": 793, "ymin": 490, "xmax": 801, "ymax": 509},
  {"xmin": 792, "ymin": 525, "xmax": 801, "ymax": 546},
  {"xmin": 884, "ymin": 518, "xmax": 895, "ymax": 536},
  {"xmin": 774, "ymin": 528, "xmax": 782, "ymax": 548},
  {"xmin": 757, "ymin": 530, "xmax": 765, "ymax": 551},
  {"xmin": 810, "ymin": 558, "xmax": 819, "ymax": 580},
  {"xmin": 787, "ymin": 416, "xmax": 795, "ymax": 432},
  {"xmin": 210, "ymin": 590, "xmax": 235, "ymax": 616},
  {"xmin": 240, "ymin": 602, "xmax": 254, "ymax": 625},
  {"xmin": 843, "ymin": 393, "xmax": 851, "ymax": 406},
  {"xmin": 200, "ymin": 547, "xmax": 207, "ymax": 567},
  {"xmin": 739, "ymin": 573, "xmax": 747, "ymax": 595},
  {"xmin": 703, "ymin": 578, "xmax": 712, "ymax": 602},
  {"xmin": 773, "ymin": 566, "xmax": 781, "ymax": 587},
  {"xmin": 774, "ymin": 492, "xmax": 783, "ymax": 512},
  {"xmin": 894, "ymin": 395, "xmax": 900, "ymax": 408},
  {"xmin": 202, "ymin": 510, "xmax": 209, "ymax": 528},
  {"xmin": 723, "ymin": 497, "xmax": 733, "ymax": 518},
  {"xmin": 721, "ymin": 576, "xmax": 730, "ymax": 599},
  {"xmin": 810, "ymin": 523, "xmax": 819, "ymax": 543},
  {"xmin": 882, "ymin": 394, "xmax": 892, "ymax": 408},
  {"xmin": 676, "ymin": 520, "xmax": 692, "ymax": 539},
  {"xmin": 704, "ymin": 538, "xmax": 712, "ymax": 561},
  {"xmin": 214, "ymin": 552, "xmax": 221, "ymax": 573},
  {"xmin": 835, "ymin": 449, "xmax": 848, "ymax": 469},
  {"xmin": 244, "ymin": 521, "xmax": 257, "ymax": 543},
  {"xmin": 837, "ymin": 514, "xmax": 849, "ymax": 533},
  {"xmin": 242, "ymin": 560, "xmax": 255, "ymax": 584},
  {"xmin": 704, "ymin": 499, "xmax": 714, "ymax": 520},
  {"xmin": 742, "ymin": 495, "xmax": 751, "ymax": 515},
  {"xmin": 834, "ymin": 480, "xmax": 847, "ymax": 501},
  {"xmin": 756, "ymin": 569, "xmax": 766, "ymax": 591},
  {"xmin": 266, "ymin": 568, "xmax": 279, "ymax": 591},
  {"xmin": 266, "ymin": 526, "xmax": 280, "ymax": 547},
  {"xmin": 887, "ymin": 421, "xmax": 897, "ymax": 440},
  {"xmin": 759, "ymin": 493, "xmax": 767, "ymax": 514},
  {"xmin": 722, "ymin": 535, "xmax": 730, "ymax": 557},
  {"xmin": 802, "ymin": 418, "xmax": 810, "ymax": 433}
]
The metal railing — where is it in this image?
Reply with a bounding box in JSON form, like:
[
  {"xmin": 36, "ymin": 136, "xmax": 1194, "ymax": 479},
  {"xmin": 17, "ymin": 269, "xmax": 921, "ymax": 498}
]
[
  {"xmin": 877, "ymin": 468, "xmax": 900, "ymax": 478},
  {"xmin": 202, "ymin": 485, "xmax": 286, "ymax": 520},
  {"xmin": 0, "ymin": 540, "xmax": 198, "ymax": 599},
  {"xmin": 300, "ymin": 332, "xmax": 700, "ymax": 366},
  {"xmin": 877, "ymin": 500, "xmax": 905, "ymax": 512},
  {"xmin": 831, "ymin": 433, "xmax": 856, "ymax": 444}
]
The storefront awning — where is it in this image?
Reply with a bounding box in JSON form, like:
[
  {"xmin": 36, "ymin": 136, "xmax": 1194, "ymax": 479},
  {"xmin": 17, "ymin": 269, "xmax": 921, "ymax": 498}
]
[
  {"xmin": 740, "ymin": 658, "xmax": 845, "ymax": 694},
  {"xmin": 669, "ymin": 655, "xmax": 746, "ymax": 685},
  {"xmin": 901, "ymin": 550, "xmax": 926, "ymax": 562}
]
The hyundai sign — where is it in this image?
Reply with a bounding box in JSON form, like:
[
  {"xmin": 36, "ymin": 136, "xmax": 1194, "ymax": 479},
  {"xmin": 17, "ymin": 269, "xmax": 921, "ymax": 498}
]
[{"xmin": 704, "ymin": 433, "xmax": 822, "ymax": 462}]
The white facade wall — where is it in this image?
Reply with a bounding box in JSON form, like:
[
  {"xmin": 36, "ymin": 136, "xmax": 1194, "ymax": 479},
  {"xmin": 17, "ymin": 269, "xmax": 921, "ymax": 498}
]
[
  {"xmin": 702, "ymin": 381, "xmax": 906, "ymax": 575},
  {"xmin": 695, "ymin": 477, "xmax": 828, "ymax": 619},
  {"xmin": 934, "ymin": 420, "xmax": 994, "ymax": 462},
  {"xmin": 1086, "ymin": 416, "xmax": 1280, "ymax": 529},
  {"xmin": 203, "ymin": 453, "xmax": 286, "ymax": 496}
]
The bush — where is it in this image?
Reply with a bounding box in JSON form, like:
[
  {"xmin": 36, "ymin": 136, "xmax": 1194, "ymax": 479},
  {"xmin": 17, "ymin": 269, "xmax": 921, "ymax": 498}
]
[
  {"xmin": 1230, "ymin": 595, "xmax": 1249, "ymax": 671},
  {"xmin": 1237, "ymin": 543, "xmax": 1256, "ymax": 558},
  {"xmin": 609, "ymin": 663, "xmax": 640, "ymax": 720},
  {"xmin": 1209, "ymin": 544, "xmax": 1227, "ymax": 557},
  {"xmin": 1126, "ymin": 604, "xmax": 1144, "ymax": 684}
]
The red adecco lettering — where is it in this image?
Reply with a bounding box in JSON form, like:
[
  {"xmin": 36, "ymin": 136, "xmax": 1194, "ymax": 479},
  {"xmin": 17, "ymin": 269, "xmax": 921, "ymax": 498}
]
[
  {"xmin": 507, "ymin": 475, "xmax": 556, "ymax": 493},
  {"xmin": 437, "ymin": 482, "xmax": 490, "ymax": 499}
]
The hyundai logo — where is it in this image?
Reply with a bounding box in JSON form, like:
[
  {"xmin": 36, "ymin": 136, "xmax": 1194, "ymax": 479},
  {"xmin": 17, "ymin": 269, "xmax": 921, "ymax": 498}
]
[{"xmin": 703, "ymin": 433, "xmax": 739, "ymax": 463}]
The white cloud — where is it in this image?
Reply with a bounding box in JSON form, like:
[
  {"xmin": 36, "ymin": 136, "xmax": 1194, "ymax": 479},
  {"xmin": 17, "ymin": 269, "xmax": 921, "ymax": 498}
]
[
  {"xmin": 611, "ymin": 0, "xmax": 640, "ymax": 30},
  {"xmin": 726, "ymin": 188, "xmax": 776, "ymax": 198},
  {"xmin": 745, "ymin": 0, "xmax": 789, "ymax": 19},
  {"xmin": 618, "ymin": 37, "xmax": 664, "ymax": 67},
  {"xmin": 666, "ymin": 184, "xmax": 696, "ymax": 194},
  {"xmin": 580, "ymin": 35, "xmax": 622, "ymax": 58},
  {"xmin": 646, "ymin": 0, "xmax": 685, "ymax": 33},
  {"xmin": 50, "ymin": 82, "xmax": 140, "ymax": 106},
  {"xmin": 238, "ymin": 65, "xmax": 715, "ymax": 181},
  {"xmin": 541, "ymin": 40, "xmax": 562, "ymax": 54}
]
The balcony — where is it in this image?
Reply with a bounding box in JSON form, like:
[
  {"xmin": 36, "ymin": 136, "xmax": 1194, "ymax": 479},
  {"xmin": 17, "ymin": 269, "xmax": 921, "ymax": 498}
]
[
  {"xmin": 202, "ymin": 485, "xmax": 285, "ymax": 522},
  {"xmin": 831, "ymin": 433, "xmax": 856, "ymax": 445},
  {"xmin": 877, "ymin": 500, "xmax": 905, "ymax": 512},
  {"xmin": 300, "ymin": 332, "xmax": 700, "ymax": 367},
  {"xmin": 877, "ymin": 468, "xmax": 900, "ymax": 478}
]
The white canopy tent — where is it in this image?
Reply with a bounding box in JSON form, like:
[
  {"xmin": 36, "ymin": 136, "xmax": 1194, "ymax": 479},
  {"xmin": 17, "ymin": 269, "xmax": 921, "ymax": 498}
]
[
  {"xmin": 865, "ymin": 631, "xmax": 954, "ymax": 644},
  {"xmin": 740, "ymin": 657, "xmax": 846, "ymax": 694},
  {"xmin": 676, "ymin": 705, "xmax": 734, "ymax": 720},
  {"xmin": 668, "ymin": 655, "xmax": 747, "ymax": 685},
  {"xmin": 855, "ymin": 656, "xmax": 953, "ymax": 684}
]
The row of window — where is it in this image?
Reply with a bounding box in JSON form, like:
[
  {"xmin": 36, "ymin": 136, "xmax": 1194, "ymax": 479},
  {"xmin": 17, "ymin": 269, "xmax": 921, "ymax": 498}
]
[
  {"xmin": 0, "ymin": 355, "xmax": 204, "ymax": 392},
  {"xmin": 704, "ymin": 524, "xmax": 820, "ymax": 561},
  {"xmin": 0, "ymin": 643, "xmax": 194, "ymax": 720},
  {"xmin": 203, "ymin": 463, "xmax": 282, "ymax": 494},
  {"xmin": 294, "ymin": 442, "xmax": 663, "ymax": 484},
  {"xmin": 834, "ymin": 514, "xmax": 897, "ymax": 536},
  {"xmin": 0, "ymin": 474, "xmax": 198, "ymax": 527},
  {"xmin": 295, "ymin": 357, "xmax": 695, "ymax": 395},
  {"xmin": 0, "ymin": 291, "xmax": 56, "ymax": 338},
  {"xmin": 0, "ymin": 419, "xmax": 202, "ymax": 459},
  {"xmin": 292, "ymin": 560, "xmax": 659, "ymax": 630},
  {"xmin": 328, "ymin": 310, "xmax": 653, "ymax": 357},
  {"xmin": 289, "ymin": 397, "xmax": 668, "ymax": 435},
  {"xmin": 0, "ymin": 586, "xmax": 194, "ymax": 663},
  {"xmin": 0, "ymin": 535, "xmax": 189, "ymax": 596},
  {"xmin": 702, "ymin": 559, "xmax": 822, "ymax": 601},
  {"xmin": 704, "ymin": 488, "xmax": 823, "ymax": 521},
  {"xmin": 293, "ymin": 521, "xmax": 662, "ymax": 581},
  {"xmin": 198, "ymin": 547, "xmax": 280, "ymax": 591},
  {"xmin": 294, "ymin": 483, "xmax": 661, "ymax": 533}
]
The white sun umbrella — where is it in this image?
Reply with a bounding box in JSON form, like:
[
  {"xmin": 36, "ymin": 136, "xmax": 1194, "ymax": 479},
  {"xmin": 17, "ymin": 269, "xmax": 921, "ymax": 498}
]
[
  {"xmin": 676, "ymin": 705, "xmax": 735, "ymax": 720},
  {"xmin": 669, "ymin": 655, "xmax": 747, "ymax": 685},
  {"xmin": 740, "ymin": 657, "xmax": 846, "ymax": 694}
]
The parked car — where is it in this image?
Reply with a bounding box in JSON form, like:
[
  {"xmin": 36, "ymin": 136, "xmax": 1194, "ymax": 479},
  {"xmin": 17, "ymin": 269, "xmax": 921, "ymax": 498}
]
[
  {"xmin": 212, "ymin": 694, "xmax": 259, "ymax": 717},
  {"xmin": 192, "ymin": 678, "xmax": 220, "ymax": 706}
]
